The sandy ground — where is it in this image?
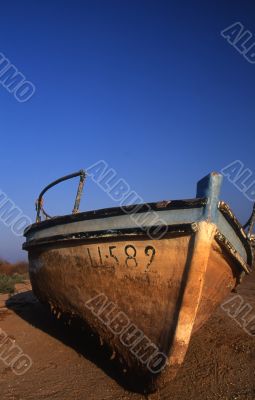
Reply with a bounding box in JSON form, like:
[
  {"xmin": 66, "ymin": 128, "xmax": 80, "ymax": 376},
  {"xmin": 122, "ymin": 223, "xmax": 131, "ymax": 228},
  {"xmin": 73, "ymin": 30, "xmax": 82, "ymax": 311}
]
[{"xmin": 0, "ymin": 274, "xmax": 254, "ymax": 400}]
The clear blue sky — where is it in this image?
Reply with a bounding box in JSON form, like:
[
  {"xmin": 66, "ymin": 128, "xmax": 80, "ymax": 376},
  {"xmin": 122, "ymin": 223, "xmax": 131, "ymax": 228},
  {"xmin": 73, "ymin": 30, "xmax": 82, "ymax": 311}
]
[{"xmin": 0, "ymin": 0, "xmax": 254, "ymax": 261}]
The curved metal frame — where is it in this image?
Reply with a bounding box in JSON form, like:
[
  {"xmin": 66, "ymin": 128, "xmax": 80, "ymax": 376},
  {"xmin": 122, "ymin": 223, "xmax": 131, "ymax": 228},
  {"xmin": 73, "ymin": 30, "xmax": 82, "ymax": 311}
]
[{"xmin": 35, "ymin": 170, "xmax": 86, "ymax": 222}]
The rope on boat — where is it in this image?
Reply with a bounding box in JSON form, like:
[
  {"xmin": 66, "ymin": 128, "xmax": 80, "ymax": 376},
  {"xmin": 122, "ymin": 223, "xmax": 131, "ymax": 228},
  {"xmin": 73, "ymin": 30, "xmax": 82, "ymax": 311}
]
[{"xmin": 35, "ymin": 170, "xmax": 86, "ymax": 222}]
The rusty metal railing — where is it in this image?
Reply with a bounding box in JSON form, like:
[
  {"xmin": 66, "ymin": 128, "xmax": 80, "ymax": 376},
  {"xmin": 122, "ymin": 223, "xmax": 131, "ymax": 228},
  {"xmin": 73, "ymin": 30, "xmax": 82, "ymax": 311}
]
[{"xmin": 35, "ymin": 170, "xmax": 86, "ymax": 222}]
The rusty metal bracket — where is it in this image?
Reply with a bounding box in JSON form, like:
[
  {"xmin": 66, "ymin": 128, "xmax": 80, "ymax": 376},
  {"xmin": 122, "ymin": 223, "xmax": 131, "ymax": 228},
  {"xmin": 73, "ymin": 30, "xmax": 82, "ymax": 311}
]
[
  {"xmin": 243, "ymin": 203, "xmax": 255, "ymax": 239},
  {"xmin": 35, "ymin": 170, "xmax": 86, "ymax": 223}
]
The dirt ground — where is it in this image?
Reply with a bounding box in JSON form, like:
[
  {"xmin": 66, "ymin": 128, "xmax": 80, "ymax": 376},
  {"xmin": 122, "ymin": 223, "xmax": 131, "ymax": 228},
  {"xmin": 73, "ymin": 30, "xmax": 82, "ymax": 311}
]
[{"xmin": 0, "ymin": 273, "xmax": 254, "ymax": 400}]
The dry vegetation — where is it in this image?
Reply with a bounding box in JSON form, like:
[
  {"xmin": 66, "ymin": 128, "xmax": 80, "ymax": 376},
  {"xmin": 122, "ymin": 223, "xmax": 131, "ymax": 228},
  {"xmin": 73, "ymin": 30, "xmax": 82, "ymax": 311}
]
[
  {"xmin": 0, "ymin": 258, "xmax": 28, "ymax": 294},
  {"xmin": 0, "ymin": 258, "xmax": 28, "ymax": 276}
]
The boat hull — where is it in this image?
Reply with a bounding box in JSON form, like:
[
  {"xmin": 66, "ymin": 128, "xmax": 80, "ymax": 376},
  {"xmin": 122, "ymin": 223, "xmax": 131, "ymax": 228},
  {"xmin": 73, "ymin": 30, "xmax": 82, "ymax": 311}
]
[
  {"xmin": 24, "ymin": 172, "xmax": 253, "ymax": 391},
  {"xmin": 27, "ymin": 221, "xmax": 241, "ymax": 390}
]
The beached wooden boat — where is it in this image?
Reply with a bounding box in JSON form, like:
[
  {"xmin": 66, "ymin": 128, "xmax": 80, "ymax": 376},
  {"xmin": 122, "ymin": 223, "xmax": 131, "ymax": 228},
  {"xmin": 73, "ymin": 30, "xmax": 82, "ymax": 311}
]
[{"xmin": 23, "ymin": 171, "xmax": 254, "ymax": 391}]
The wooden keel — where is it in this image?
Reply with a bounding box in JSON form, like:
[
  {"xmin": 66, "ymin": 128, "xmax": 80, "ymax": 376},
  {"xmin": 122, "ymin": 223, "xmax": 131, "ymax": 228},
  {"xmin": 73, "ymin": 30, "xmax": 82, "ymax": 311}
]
[{"xmin": 157, "ymin": 221, "xmax": 217, "ymax": 387}]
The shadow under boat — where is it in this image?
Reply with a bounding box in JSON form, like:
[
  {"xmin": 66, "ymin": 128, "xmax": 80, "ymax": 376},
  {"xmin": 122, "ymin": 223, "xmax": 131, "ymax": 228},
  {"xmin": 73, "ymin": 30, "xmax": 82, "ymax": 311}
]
[{"xmin": 6, "ymin": 290, "xmax": 153, "ymax": 393}]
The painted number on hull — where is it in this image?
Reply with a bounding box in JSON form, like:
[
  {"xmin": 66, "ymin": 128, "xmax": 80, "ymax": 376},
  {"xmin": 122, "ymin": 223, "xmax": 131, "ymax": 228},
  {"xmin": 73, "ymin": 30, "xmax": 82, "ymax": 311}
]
[{"xmin": 85, "ymin": 244, "xmax": 156, "ymax": 271}]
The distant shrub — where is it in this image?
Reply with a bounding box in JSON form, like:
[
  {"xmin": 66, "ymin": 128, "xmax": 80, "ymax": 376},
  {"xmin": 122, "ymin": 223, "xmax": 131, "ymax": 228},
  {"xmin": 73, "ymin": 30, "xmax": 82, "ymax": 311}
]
[
  {"xmin": 11, "ymin": 262, "xmax": 28, "ymax": 275},
  {"xmin": 0, "ymin": 259, "xmax": 28, "ymax": 276},
  {"xmin": 0, "ymin": 273, "xmax": 25, "ymax": 294}
]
